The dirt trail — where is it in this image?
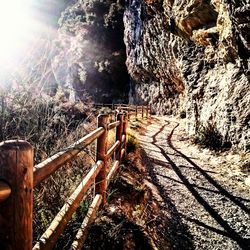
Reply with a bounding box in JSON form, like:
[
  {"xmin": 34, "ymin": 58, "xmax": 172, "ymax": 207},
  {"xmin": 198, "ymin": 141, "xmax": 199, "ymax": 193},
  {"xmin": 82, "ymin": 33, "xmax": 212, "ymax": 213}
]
[{"xmin": 137, "ymin": 116, "xmax": 250, "ymax": 250}]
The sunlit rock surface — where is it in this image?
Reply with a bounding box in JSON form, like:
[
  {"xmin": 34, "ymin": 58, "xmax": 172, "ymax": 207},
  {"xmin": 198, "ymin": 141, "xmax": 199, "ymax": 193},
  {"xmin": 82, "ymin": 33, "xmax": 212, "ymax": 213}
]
[{"xmin": 124, "ymin": 0, "xmax": 250, "ymax": 150}]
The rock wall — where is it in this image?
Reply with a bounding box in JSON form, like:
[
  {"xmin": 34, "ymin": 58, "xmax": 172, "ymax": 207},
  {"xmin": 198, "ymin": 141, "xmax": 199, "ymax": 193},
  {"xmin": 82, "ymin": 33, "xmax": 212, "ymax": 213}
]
[
  {"xmin": 124, "ymin": 0, "xmax": 250, "ymax": 150},
  {"xmin": 52, "ymin": 0, "xmax": 130, "ymax": 103}
]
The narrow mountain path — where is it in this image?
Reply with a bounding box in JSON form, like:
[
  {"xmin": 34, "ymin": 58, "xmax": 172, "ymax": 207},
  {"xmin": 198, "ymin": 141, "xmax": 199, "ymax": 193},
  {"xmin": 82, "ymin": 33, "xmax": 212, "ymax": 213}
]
[{"xmin": 137, "ymin": 117, "xmax": 250, "ymax": 250}]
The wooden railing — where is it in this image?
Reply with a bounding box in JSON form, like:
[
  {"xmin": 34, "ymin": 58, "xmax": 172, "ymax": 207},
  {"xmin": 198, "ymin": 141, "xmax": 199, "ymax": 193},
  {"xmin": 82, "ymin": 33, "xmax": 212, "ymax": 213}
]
[
  {"xmin": 95, "ymin": 103, "xmax": 152, "ymax": 121},
  {"xmin": 0, "ymin": 104, "xmax": 151, "ymax": 250}
]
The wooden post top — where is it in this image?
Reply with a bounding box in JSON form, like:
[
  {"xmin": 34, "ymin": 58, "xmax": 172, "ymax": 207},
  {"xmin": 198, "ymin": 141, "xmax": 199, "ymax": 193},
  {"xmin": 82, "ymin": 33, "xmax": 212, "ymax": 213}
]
[
  {"xmin": 97, "ymin": 114, "xmax": 109, "ymax": 129},
  {"xmin": 0, "ymin": 140, "xmax": 32, "ymax": 151},
  {"xmin": 116, "ymin": 113, "xmax": 124, "ymax": 119},
  {"xmin": 97, "ymin": 113, "xmax": 109, "ymax": 121}
]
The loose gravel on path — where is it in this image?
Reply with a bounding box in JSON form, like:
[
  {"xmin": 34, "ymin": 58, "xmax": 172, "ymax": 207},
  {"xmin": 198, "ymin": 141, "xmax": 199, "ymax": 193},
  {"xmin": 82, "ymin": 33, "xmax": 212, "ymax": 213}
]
[{"xmin": 137, "ymin": 116, "xmax": 250, "ymax": 250}]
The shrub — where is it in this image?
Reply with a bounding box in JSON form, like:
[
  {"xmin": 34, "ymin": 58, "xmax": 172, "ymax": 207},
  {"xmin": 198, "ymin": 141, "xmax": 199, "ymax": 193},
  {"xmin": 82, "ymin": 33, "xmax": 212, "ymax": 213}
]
[
  {"xmin": 194, "ymin": 123, "xmax": 232, "ymax": 151},
  {"xmin": 127, "ymin": 133, "xmax": 138, "ymax": 152},
  {"xmin": 179, "ymin": 110, "xmax": 186, "ymax": 119},
  {"xmin": 0, "ymin": 88, "xmax": 97, "ymax": 248}
]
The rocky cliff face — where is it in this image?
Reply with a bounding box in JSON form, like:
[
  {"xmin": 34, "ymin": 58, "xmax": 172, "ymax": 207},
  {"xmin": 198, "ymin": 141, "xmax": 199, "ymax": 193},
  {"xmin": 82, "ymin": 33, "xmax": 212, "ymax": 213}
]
[
  {"xmin": 124, "ymin": 0, "xmax": 250, "ymax": 150},
  {"xmin": 52, "ymin": 0, "xmax": 129, "ymax": 103}
]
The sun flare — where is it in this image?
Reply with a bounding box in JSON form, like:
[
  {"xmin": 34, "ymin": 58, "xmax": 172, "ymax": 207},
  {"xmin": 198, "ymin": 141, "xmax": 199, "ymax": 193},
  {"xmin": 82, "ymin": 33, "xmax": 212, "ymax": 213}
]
[{"xmin": 0, "ymin": 0, "xmax": 35, "ymax": 64}]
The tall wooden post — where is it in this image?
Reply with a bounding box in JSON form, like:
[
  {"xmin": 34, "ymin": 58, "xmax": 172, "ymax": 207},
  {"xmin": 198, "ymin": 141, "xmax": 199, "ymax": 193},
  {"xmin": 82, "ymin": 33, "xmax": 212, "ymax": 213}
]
[
  {"xmin": 123, "ymin": 113, "xmax": 128, "ymax": 152},
  {"xmin": 142, "ymin": 105, "xmax": 144, "ymax": 119},
  {"xmin": 95, "ymin": 114, "xmax": 109, "ymax": 204},
  {"xmin": 135, "ymin": 105, "xmax": 138, "ymax": 119},
  {"xmin": 146, "ymin": 105, "xmax": 149, "ymax": 119},
  {"xmin": 0, "ymin": 140, "xmax": 33, "ymax": 250},
  {"xmin": 116, "ymin": 113, "xmax": 124, "ymax": 163},
  {"xmin": 127, "ymin": 106, "xmax": 130, "ymax": 121}
]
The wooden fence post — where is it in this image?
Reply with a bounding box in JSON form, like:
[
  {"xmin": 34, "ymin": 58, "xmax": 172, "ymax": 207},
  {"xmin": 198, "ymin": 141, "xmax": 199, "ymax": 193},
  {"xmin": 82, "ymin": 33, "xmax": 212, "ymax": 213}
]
[
  {"xmin": 146, "ymin": 105, "xmax": 149, "ymax": 119},
  {"xmin": 142, "ymin": 106, "xmax": 144, "ymax": 119},
  {"xmin": 116, "ymin": 113, "xmax": 124, "ymax": 163},
  {"xmin": 123, "ymin": 113, "xmax": 128, "ymax": 152},
  {"xmin": 0, "ymin": 140, "xmax": 33, "ymax": 250},
  {"xmin": 135, "ymin": 105, "xmax": 138, "ymax": 119},
  {"xmin": 95, "ymin": 114, "xmax": 109, "ymax": 204}
]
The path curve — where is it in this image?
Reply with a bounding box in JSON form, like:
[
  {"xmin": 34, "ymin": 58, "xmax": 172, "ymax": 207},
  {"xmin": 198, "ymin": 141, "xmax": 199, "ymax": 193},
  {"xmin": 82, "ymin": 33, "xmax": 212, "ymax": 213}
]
[{"xmin": 138, "ymin": 117, "xmax": 250, "ymax": 250}]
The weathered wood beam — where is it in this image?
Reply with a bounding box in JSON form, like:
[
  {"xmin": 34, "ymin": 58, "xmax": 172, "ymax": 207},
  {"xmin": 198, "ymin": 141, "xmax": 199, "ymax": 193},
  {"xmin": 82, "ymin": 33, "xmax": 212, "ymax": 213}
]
[
  {"xmin": 108, "ymin": 120, "xmax": 120, "ymax": 130},
  {"xmin": 34, "ymin": 127, "xmax": 104, "ymax": 187},
  {"xmin": 0, "ymin": 140, "xmax": 33, "ymax": 250},
  {"xmin": 106, "ymin": 140, "xmax": 120, "ymax": 160},
  {"xmin": 116, "ymin": 113, "xmax": 124, "ymax": 162},
  {"xmin": 33, "ymin": 160, "xmax": 104, "ymax": 250},
  {"xmin": 70, "ymin": 194, "xmax": 102, "ymax": 250},
  {"xmin": 95, "ymin": 114, "xmax": 109, "ymax": 204}
]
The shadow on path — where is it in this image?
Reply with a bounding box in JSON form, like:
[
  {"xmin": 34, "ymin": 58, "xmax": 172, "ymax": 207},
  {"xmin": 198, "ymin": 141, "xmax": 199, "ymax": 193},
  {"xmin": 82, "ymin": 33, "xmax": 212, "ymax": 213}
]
[
  {"xmin": 140, "ymin": 149, "xmax": 195, "ymax": 250},
  {"xmin": 146, "ymin": 122, "xmax": 250, "ymax": 249},
  {"xmin": 166, "ymin": 123, "xmax": 250, "ymax": 215}
]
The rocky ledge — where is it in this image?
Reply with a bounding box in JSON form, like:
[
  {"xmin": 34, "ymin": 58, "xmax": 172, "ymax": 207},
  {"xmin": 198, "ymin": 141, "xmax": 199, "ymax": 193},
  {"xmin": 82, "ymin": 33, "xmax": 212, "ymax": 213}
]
[{"xmin": 124, "ymin": 0, "xmax": 250, "ymax": 150}]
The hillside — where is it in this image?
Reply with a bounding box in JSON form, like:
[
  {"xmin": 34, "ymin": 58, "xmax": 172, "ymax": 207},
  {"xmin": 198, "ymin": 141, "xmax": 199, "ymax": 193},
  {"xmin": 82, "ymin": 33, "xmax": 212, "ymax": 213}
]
[
  {"xmin": 0, "ymin": 1, "xmax": 249, "ymax": 250},
  {"xmin": 1, "ymin": 0, "xmax": 248, "ymax": 150},
  {"xmin": 52, "ymin": 0, "xmax": 249, "ymax": 150}
]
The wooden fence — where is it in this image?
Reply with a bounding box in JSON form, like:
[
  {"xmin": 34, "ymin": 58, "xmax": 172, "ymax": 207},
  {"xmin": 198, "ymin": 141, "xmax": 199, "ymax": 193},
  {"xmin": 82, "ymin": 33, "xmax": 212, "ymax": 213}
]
[
  {"xmin": 94, "ymin": 103, "xmax": 152, "ymax": 121},
  {"xmin": 0, "ymin": 104, "xmax": 151, "ymax": 250}
]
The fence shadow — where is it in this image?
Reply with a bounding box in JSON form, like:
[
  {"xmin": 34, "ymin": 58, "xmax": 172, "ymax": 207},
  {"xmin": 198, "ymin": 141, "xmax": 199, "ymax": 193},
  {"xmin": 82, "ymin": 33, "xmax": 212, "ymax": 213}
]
[
  {"xmin": 140, "ymin": 149, "xmax": 195, "ymax": 250},
  {"xmin": 148, "ymin": 122, "xmax": 250, "ymax": 250}
]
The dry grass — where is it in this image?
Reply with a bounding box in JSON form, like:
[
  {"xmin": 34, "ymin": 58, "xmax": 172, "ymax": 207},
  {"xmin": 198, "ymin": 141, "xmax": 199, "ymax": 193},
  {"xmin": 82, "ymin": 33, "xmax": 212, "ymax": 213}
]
[
  {"xmin": 0, "ymin": 85, "xmax": 102, "ymax": 248},
  {"xmin": 1, "ymin": 86, "xmax": 140, "ymax": 248},
  {"xmin": 84, "ymin": 147, "xmax": 168, "ymax": 249}
]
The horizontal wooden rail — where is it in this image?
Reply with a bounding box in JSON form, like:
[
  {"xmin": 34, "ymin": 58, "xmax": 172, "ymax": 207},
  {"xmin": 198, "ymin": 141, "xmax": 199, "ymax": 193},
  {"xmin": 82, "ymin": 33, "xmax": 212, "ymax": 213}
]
[
  {"xmin": 117, "ymin": 106, "xmax": 130, "ymax": 110},
  {"xmin": 0, "ymin": 104, "xmax": 151, "ymax": 249},
  {"xmin": 122, "ymin": 134, "xmax": 126, "ymax": 143},
  {"xmin": 33, "ymin": 161, "xmax": 104, "ymax": 250},
  {"xmin": 0, "ymin": 181, "xmax": 11, "ymax": 203},
  {"xmin": 106, "ymin": 148, "xmax": 125, "ymax": 188},
  {"xmin": 106, "ymin": 140, "xmax": 120, "ymax": 160},
  {"xmin": 70, "ymin": 194, "xmax": 103, "ymax": 250},
  {"xmin": 108, "ymin": 120, "xmax": 120, "ymax": 130},
  {"xmin": 107, "ymin": 160, "xmax": 120, "ymax": 186},
  {"xmin": 33, "ymin": 127, "xmax": 105, "ymax": 187}
]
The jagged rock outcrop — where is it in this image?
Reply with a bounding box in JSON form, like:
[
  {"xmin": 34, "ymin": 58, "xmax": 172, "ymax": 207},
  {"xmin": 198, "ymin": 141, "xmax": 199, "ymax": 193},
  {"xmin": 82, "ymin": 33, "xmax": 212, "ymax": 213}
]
[
  {"xmin": 124, "ymin": 0, "xmax": 250, "ymax": 150},
  {"xmin": 52, "ymin": 0, "xmax": 129, "ymax": 103},
  {"xmin": 124, "ymin": 0, "xmax": 185, "ymax": 113}
]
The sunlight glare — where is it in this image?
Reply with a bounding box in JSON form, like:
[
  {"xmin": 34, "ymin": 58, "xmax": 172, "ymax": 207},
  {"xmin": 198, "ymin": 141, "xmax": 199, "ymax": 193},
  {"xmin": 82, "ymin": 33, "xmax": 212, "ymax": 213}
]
[{"xmin": 0, "ymin": 0, "xmax": 34, "ymax": 65}]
